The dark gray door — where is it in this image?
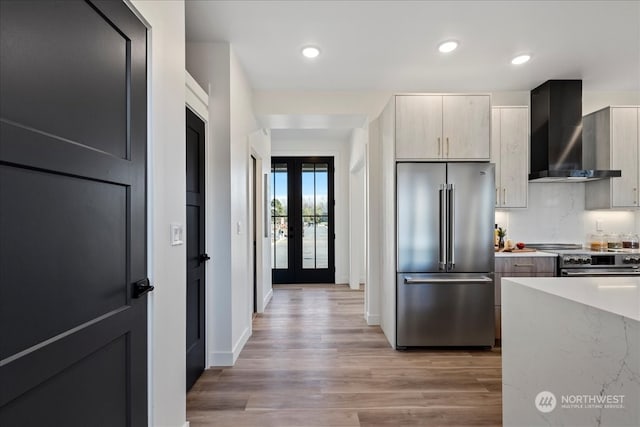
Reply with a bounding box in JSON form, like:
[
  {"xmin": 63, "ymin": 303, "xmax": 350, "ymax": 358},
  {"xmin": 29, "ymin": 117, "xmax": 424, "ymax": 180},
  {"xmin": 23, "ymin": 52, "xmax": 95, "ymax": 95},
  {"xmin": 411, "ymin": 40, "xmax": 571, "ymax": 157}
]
[
  {"xmin": 0, "ymin": 1, "xmax": 149, "ymax": 425},
  {"xmin": 186, "ymin": 108, "xmax": 207, "ymax": 391}
]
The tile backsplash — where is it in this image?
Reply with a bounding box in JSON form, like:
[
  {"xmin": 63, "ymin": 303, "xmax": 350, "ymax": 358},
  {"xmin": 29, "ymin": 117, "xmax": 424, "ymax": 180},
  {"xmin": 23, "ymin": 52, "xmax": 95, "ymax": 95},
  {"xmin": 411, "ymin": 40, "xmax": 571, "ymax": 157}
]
[{"xmin": 495, "ymin": 183, "xmax": 639, "ymax": 246}]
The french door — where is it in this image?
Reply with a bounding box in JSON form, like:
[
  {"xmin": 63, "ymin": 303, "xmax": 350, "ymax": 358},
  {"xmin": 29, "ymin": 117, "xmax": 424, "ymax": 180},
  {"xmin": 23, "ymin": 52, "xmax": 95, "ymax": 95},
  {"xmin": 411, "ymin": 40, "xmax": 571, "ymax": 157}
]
[{"xmin": 271, "ymin": 157, "xmax": 335, "ymax": 284}]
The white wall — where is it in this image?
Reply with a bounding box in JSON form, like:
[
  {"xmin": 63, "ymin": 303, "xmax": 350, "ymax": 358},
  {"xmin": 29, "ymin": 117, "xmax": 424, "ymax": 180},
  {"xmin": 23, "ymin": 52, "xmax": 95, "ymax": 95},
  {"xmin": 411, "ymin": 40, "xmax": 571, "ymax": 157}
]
[
  {"xmin": 349, "ymin": 128, "xmax": 367, "ymax": 289},
  {"xmin": 366, "ymin": 118, "xmax": 381, "ymax": 325},
  {"xmin": 229, "ymin": 47, "xmax": 259, "ymax": 355},
  {"xmin": 496, "ymin": 184, "xmax": 638, "ymax": 245},
  {"xmin": 186, "ymin": 42, "xmax": 259, "ymax": 366},
  {"xmin": 128, "ymin": 1, "xmax": 186, "ymax": 426},
  {"xmin": 271, "ymin": 130, "xmax": 351, "ymax": 284}
]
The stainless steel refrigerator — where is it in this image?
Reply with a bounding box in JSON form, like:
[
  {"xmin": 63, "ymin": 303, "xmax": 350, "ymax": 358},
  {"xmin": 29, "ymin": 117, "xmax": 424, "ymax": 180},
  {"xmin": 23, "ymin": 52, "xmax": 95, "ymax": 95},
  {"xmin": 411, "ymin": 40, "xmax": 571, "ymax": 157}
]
[{"xmin": 396, "ymin": 162, "xmax": 495, "ymax": 348}]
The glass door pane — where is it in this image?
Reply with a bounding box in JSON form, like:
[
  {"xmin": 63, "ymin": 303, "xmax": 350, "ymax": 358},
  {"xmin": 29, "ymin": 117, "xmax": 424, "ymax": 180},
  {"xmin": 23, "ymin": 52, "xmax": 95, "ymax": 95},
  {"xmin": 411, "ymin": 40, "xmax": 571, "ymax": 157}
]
[
  {"xmin": 271, "ymin": 163, "xmax": 288, "ymax": 269},
  {"xmin": 301, "ymin": 163, "xmax": 329, "ymax": 269}
]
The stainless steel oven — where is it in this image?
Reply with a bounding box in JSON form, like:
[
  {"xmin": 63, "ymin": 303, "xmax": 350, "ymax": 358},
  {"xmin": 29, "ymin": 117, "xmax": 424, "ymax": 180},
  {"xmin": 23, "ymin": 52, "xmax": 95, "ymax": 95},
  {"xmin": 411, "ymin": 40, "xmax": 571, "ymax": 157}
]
[{"xmin": 557, "ymin": 251, "xmax": 640, "ymax": 277}]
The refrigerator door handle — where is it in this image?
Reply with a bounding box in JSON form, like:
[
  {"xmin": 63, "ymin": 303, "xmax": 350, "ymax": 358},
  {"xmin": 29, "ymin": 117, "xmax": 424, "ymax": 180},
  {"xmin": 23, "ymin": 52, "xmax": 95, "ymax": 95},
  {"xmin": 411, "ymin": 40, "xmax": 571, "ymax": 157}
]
[
  {"xmin": 439, "ymin": 184, "xmax": 447, "ymax": 270},
  {"xmin": 404, "ymin": 276, "xmax": 493, "ymax": 284},
  {"xmin": 448, "ymin": 183, "xmax": 455, "ymax": 269}
]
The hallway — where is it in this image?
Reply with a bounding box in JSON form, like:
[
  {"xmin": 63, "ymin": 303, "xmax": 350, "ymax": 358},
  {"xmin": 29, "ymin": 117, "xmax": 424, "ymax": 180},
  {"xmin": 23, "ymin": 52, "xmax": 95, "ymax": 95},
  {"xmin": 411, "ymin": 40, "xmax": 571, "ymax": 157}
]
[{"xmin": 186, "ymin": 285, "xmax": 502, "ymax": 426}]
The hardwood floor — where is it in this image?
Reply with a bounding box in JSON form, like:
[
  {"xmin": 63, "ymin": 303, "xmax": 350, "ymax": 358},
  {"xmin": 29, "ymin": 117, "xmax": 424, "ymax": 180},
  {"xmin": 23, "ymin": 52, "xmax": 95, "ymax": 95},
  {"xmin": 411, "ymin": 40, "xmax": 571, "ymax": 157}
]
[{"xmin": 187, "ymin": 285, "xmax": 502, "ymax": 426}]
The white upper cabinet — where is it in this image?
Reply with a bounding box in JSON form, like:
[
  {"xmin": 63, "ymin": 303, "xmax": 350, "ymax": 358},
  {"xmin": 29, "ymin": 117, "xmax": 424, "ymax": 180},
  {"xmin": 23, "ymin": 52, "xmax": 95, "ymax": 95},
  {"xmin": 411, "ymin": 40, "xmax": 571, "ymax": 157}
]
[
  {"xmin": 395, "ymin": 94, "xmax": 490, "ymax": 160},
  {"xmin": 491, "ymin": 107, "xmax": 528, "ymax": 208},
  {"xmin": 395, "ymin": 95, "xmax": 442, "ymax": 159},
  {"xmin": 585, "ymin": 106, "xmax": 640, "ymax": 209},
  {"xmin": 442, "ymin": 95, "xmax": 491, "ymax": 160}
]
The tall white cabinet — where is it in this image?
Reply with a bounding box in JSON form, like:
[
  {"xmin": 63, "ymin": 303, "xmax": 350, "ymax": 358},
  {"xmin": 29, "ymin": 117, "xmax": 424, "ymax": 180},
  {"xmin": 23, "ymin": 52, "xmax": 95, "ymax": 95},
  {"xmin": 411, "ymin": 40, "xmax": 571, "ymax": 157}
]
[
  {"xmin": 395, "ymin": 94, "xmax": 490, "ymax": 160},
  {"xmin": 491, "ymin": 107, "xmax": 529, "ymax": 208},
  {"xmin": 585, "ymin": 106, "xmax": 640, "ymax": 209}
]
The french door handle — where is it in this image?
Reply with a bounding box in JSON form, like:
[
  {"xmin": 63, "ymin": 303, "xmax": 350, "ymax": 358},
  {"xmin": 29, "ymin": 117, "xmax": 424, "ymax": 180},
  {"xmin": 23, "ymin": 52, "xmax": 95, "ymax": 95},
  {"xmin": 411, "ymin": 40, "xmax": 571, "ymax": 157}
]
[
  {"xmin": 133, "ymin": 278, "xmax": 154, "ymax": 299},
  {"xmin": 199, "ymin": 253, "xmax": 211, "ymax": 263}
]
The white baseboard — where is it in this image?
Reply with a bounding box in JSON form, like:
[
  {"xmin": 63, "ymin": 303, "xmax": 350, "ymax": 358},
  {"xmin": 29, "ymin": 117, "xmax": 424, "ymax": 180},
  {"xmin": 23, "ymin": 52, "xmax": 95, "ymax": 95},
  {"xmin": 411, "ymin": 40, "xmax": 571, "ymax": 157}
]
[
  {"xmin": 208, "ymin": 326, "xmax": 251, "ymax": 367},
  {"xmin": 182, "ymin": 422, "xmax": 190, "ymax": 427},
  {"xmin": 262, "ymin": 288, "xmax": 273, "ymax": 310},
  {"xmin": 366, "ymin": 313, "xmax": 380, "ymax": 325}
]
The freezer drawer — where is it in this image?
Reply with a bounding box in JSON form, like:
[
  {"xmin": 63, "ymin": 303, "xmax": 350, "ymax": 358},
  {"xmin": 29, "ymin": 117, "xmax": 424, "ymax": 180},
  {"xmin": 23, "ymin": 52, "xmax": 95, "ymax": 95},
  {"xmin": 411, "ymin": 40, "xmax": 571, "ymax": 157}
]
[{"xmin": 396, "ymin": 273, "xmax": 495, "ymax": 347}]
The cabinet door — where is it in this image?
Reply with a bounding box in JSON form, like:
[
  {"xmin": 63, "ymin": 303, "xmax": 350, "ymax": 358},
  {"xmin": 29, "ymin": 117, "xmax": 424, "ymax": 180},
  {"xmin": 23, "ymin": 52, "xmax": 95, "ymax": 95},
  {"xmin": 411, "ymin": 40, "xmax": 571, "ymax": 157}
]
[
  {"xmin": 499, "ymin": 108, "xmax": 528, "ymax": 208},
  {"xmin": 495, "ymin": 257, "xmax": 556, "ymax": 275},
  {"xmin": 443, "ymin": 95, "xmax": 490, "ymax": 160},
  {"xmin": 395, "ymin": 95, "xmax": 442, "ymax": 159},
  {"xmin": 611, "ymin": 107, "xmax": 639, "ymax": 207},
  {"xmin": 491, "ymin": 109, "xmax": 501, "ymax": 207}
]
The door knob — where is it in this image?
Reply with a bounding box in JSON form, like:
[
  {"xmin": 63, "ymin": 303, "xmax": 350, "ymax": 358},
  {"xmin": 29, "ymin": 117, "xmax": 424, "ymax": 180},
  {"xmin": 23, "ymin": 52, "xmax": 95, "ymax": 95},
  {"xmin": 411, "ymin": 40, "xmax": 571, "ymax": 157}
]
[
  {"xmin": 199, "ymin": 253, "xmax": 211, "ymax": 262},
  {"xmin": 133, "ymin": 278, "xmax": 154, "ymax": 298}
]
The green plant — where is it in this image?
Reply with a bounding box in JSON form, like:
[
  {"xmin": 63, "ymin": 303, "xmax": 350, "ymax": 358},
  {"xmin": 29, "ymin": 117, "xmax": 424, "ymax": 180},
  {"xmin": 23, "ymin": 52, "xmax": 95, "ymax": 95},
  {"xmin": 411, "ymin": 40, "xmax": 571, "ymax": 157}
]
[{"xmin": 497, "ymin": 227, "xmax": 507, "ymax": 238}]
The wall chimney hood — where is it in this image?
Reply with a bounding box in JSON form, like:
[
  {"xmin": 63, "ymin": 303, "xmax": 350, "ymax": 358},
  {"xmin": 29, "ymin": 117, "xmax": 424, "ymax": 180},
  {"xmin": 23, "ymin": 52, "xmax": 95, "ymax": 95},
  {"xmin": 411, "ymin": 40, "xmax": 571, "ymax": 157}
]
[{"xmin": 529, "ymin": 80, "xmax": 621, "ymax": 182}]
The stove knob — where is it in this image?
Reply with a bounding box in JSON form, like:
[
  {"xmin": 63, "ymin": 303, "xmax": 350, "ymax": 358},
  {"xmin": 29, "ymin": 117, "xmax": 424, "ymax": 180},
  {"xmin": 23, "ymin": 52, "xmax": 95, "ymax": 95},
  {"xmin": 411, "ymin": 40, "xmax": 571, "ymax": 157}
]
[
  {"xmin": 580, "ymin": 256, "xmax": 590, "ymax": 264},
  {"xmin": 564, "ymin": 256, "xmax": 574, "ymax": 264},
  {"xmin": 632, "ymin": 257, "xmax": 640, "ymax": 264},
  {"xmin": 624, "ymin": 256, "xmax": 632, "ymax": 264}
]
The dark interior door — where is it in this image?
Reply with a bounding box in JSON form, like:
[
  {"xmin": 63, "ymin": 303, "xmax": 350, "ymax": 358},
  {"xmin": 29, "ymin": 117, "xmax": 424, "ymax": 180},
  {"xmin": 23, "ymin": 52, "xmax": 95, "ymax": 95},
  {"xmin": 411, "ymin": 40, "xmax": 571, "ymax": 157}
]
[
  {"xmin": 271, "ymin": 157, "xmax": 335, "ymax": 284},
  {"xmin": 185, "ymin": 108, "xmax": 206, "ymax": 391},
  {"xmin": 0, "ymin": 1, "xmax": 149, "ymax": 425}
]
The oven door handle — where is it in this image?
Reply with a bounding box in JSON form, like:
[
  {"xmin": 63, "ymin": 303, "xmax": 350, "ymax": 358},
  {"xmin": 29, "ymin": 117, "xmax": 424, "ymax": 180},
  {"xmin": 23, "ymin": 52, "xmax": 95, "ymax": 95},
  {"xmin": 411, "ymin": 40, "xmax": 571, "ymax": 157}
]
[{"xmin": 561, "ymin": 270, "xmax": 640, "ymax": 277}]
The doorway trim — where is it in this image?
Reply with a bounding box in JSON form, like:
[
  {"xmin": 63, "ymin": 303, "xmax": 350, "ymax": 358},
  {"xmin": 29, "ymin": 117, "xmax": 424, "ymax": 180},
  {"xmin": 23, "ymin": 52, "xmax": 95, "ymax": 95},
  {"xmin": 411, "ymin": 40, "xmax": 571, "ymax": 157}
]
[
  {"xmin": 185, "ymin": 70, "xmax": 209, "ymax": 368},
  {"xmin": 248, "ymin": 133, "xmax": 269, "ymax": 313}
]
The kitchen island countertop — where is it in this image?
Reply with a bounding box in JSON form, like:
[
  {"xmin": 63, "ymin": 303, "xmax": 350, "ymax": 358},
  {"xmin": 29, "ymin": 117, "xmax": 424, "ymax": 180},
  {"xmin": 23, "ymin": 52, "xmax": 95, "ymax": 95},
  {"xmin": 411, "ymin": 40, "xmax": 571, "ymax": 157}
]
[{"xmin": 502, "ymin": 276, "xmax": 639, "ymax": 426}]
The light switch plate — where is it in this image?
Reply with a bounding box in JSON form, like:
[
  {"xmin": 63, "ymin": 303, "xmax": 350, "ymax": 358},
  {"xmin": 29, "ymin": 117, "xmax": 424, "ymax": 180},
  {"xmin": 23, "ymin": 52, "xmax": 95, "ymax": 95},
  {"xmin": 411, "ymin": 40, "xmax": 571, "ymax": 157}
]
[{"xmin": 170, "ymin": 223, "xmax": 184, "ymax": 246}]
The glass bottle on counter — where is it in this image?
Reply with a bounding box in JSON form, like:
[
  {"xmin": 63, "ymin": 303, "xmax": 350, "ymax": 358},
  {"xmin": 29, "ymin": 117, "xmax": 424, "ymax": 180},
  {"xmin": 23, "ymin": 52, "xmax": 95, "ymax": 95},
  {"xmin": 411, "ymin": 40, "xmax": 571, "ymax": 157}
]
[
  {"xmin": 588, "ymin": 232, "xmax": 606, "ymax": 251},
  {"xmin": 622, "ymin": 233, "xmax": 640, "ymax": 249},
  {"xmin": 606, "ymin": 233, "xmax": 622, "ymax": 250}
]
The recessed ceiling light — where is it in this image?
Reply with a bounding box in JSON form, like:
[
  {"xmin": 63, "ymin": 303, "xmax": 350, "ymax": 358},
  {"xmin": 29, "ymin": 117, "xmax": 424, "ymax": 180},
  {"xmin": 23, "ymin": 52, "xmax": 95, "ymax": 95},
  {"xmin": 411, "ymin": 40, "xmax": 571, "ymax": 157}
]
[
  {"xmin": 438, "ymin": 41, "xmax": 458, "ymax": 53},
  {"xmin": 511, "ymin": 54, "xmax": 531, "ymax": 65},
  {"xmin": 301, "ymin": 46, "xmax": 320, "ymax": 58}
]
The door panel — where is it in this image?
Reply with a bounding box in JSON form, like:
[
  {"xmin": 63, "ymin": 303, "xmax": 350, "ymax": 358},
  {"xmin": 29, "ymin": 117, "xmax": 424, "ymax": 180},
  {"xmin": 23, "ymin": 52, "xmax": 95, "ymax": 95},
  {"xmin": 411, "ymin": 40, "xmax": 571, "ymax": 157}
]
[
  {"xmin": 0, "ymin": 166, "xmax": 127, "ymax": 359},
  {"xmin": 395, "ymin": 95, "xmax": 443, "ymax": 159},
  {"xmin": 272, "ymin": 157, "xmax": 335, "ymax": 284},
  {"xmin": 0, "ymin": 1, "xmax": 148, "ymax": 425},
  {"xmin": 448, "ymin": 163, "xmax": 495, "ymax": 272},
  {"xmin": 185, "ymin": 108, "xmax": 206, "ymax": 391},
  {"xmin": 0, "ymin": 0, "xmax": 129, "ymax": 159},
  {"xmin": 396, "ymin": 162, "xmax": 446, "ymax": 272},
  {"xmin": 611, "ymin": 108, "xmax": 639, "ymax": 207}
]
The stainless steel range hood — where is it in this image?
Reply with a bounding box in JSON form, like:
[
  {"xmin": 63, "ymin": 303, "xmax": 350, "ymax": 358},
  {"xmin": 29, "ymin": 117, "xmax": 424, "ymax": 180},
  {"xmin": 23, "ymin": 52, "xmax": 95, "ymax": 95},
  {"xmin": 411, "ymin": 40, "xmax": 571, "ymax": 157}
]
[{"xmin": 529, "ymin": 80, "xmax": 621, "ymax": 182}]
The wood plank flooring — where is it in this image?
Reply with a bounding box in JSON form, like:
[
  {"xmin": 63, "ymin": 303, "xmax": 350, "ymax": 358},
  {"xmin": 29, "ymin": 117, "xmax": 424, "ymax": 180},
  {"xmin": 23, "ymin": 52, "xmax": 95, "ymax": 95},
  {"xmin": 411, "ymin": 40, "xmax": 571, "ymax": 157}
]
[{"xmin": 187, "ymin": 285, "xmax": 502, "ymax": 426}]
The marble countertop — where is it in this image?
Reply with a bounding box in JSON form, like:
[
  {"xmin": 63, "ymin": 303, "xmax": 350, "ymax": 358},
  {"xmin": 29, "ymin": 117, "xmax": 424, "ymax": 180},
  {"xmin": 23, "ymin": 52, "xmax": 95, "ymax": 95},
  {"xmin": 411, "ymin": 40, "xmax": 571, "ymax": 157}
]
[
  {"xmin": 503, "ymin": 276, "xmax": 640, "ymax": 321},
  {"xmin": 495, "ymin": 250, "xmax": 558, "ymax": 258}
]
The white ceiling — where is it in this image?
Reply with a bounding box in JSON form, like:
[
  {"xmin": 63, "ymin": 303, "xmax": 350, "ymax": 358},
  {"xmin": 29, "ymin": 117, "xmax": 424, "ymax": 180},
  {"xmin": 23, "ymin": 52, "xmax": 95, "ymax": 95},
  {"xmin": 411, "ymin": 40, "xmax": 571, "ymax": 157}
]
[{"xmin": 185, "ymin": 0, "xmax": 640, "ymax": 92}]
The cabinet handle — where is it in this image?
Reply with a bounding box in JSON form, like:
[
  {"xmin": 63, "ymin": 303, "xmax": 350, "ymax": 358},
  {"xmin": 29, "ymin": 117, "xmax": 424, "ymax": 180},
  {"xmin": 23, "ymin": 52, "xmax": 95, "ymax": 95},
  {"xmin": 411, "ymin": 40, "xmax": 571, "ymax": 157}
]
[
  {"xmin": 496, "ymin": 187, "xmax": 499, "ymax": 205},
  {"xmin": 503, "ymin": 188, "xmax": 506, "ymax": 205},
  {"xmin": 634, "ymin": 188, "xmax": 637, "ymax": 205},
  {"xmin": 437, "ymin": 137, "xmax": 441, "ymax": 156},
  {"xmin": 514, "ymin": 263, "xmax": 534, "ymax": 267},
  {"xmin": 446, "ymin": 137, "xmax": 450, "ymax": 156}
]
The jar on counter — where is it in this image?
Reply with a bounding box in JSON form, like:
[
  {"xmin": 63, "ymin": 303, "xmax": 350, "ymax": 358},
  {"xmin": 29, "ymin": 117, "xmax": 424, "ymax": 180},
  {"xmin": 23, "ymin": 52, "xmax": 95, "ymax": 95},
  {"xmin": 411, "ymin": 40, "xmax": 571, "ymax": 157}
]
[
  {"xmin": 622, "ymin": 233, "xmax": 640, "ymax": 249},
  {"xmin": 606, "ymin": 233, "xmax": 623, "ymax": 249},
  {"xmin": 589, "ymin": 233, "xmax": 606, "ymax": 251}
]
